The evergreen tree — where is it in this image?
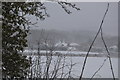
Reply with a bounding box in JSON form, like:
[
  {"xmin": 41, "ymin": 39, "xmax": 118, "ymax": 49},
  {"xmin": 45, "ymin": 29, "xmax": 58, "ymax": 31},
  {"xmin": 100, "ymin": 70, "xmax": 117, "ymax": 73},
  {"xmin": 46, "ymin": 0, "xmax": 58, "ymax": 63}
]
[{"xmin": 2, "ymin": 2, "xmax": 80, "ymax": 78}]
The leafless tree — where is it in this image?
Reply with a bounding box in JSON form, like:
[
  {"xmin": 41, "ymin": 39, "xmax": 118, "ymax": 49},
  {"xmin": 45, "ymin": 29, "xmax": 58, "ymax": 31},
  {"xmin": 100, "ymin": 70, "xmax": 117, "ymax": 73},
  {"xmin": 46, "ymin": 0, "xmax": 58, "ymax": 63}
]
[{"xmin": 79, "ymin": 3, "xmax": 115, "ymax": 80}]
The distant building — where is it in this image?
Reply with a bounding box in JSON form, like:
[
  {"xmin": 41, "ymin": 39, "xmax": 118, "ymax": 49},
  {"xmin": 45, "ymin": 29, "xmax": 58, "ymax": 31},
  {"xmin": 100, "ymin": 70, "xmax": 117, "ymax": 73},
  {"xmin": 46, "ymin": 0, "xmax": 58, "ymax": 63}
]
[
  {"xmin": 69, "ymin": 43, "xmax": 80, "ymax": 47},
  {"xmin": 110, "ymin": 45, "xmax": 118, "ymax": 49},
  {"xmin": 109, "ymin": 45, "xmax": 118, "ymax": 52},
  {"xmin": 55, "ymin": 41, "xmax": 80, "ymax": 51},
  {"xmin": 67, "ymin": 47, "xmax": 77, "ymax": 51},
  {"xmin": 55, "ymin": 41, "xmax": 68, "ymax": 51},
  {"xmin": 67, "ymin": 43, "xmax": 80, "ymax": 51},
  {"xmin": 55, "ymin": 41, "xmax": 68, "ymax": 47}
]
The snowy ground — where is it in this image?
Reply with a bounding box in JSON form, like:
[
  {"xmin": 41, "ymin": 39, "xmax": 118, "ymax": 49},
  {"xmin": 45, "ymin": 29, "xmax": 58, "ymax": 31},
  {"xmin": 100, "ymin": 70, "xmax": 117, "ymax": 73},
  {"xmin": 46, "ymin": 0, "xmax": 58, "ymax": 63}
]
[
  {"xmin": 23, "ymin": 50, "xmax": 118, "ymax": 78},
  {"xmin": 23, "ymin": 50, "xmax": 102, "ymax": 55},
  {"xmin": 28, "ymin": 56, "xmax": 118, "ymax": 78},
  {"xmin": 23, "ymin": 50, "xmax": 118, "ymax": 57},
  {"xmin": 65, "ymin": 57, "xmax": 118, "ymax": 78}
]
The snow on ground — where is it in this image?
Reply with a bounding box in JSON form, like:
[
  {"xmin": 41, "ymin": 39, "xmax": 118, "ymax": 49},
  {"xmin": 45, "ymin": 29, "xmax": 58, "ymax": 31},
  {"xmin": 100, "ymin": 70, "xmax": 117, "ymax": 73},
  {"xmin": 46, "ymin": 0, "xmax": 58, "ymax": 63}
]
[
  {"xmin": 23, "ymin": 50, "xmax": 102, "ymax": 55},
  {"xmin": 24, "ymin": 49, "xmax": 118, "ymax": 78},
  {"xmin": 69, "ymin": 57, "xmax": 118, "ymax": 78},
  {"xmin": 28, "ymin": 55, "xmax": 118, "ymax": 78}
]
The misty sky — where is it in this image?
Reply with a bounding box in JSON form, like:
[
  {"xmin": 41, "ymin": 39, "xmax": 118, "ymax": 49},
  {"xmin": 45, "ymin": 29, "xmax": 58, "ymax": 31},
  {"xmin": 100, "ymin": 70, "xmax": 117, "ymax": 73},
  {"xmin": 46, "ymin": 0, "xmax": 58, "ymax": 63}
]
[{"xmin": 30, "ymin": 2, "xmax": 118, "ymax": 36}]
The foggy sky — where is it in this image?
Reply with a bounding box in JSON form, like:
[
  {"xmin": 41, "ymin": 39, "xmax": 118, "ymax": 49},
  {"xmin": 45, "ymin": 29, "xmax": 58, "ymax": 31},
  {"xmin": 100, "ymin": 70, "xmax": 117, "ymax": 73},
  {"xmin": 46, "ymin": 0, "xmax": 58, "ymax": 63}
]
[{"xmin": 30, "ymin": 2, "xmax": 118, "ymax": 36}]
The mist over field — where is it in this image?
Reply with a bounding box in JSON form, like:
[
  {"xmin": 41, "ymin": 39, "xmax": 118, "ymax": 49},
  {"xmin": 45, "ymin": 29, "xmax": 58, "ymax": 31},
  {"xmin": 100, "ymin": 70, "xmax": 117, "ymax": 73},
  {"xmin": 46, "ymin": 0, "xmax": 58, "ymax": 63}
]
[{"xmin": 26, "ymin": 29, "xmax": 118, "ymax": 56}]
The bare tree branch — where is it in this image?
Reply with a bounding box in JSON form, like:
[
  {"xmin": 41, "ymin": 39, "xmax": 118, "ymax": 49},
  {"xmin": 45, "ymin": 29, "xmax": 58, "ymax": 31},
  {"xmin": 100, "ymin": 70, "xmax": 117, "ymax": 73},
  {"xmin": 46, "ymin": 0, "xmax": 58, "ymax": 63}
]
[
  {"xmin": 100, "ymin": 23, "xmax": 116, "ymax": 80},
  {"xmin": 79, "ymin": 3, "xmax": 110, "ymax": 80},
  {"xmin": 90, "ymin": 58, "xmax": 108, "ymax": 80},
  {"xmin": 58, "ymin": 1, "xmax": 80, "ymax": 14}
]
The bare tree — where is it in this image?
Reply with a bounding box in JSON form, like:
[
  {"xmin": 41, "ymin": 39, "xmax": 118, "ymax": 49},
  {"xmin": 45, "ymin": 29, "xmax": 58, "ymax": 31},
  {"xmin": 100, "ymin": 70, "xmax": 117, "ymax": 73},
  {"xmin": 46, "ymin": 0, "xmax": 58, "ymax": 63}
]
[{"xmin": 79, "ymin": 3, "xmax": 115, "ymax": 80}]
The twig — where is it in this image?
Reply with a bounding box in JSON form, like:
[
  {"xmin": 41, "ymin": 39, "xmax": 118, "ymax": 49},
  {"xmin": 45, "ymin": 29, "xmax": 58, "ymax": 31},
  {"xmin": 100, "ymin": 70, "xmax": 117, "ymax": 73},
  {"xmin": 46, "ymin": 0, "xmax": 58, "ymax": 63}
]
[
  {"xmin": 60, "ymin": 55, "xmax": 66, "ymax": 79},
  {"xmin": 58, "ymin": 1, "xmax": 80, "ymax": 14},
  {"xmin": 90, "ymin": 57, "xmax": 108, "ymax": 80},
  {"xmin": 79, "ymin": 3, "xmax": 110, "ymax": 80},
  {"xmin": 52, "ymin": 55, "xmax": 62, "ymax": 80}
]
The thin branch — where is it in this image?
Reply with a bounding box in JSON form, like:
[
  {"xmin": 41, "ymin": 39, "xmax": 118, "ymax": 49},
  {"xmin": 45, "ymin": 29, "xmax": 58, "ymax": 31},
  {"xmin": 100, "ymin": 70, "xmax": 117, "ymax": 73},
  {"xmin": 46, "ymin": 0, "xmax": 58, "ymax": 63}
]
[
  {"xmin": 100, "ymin": 25, "xmax": 116, "ymax": 80},
  {"xmin": 90, "ymin": 57, "xmax": 108, "ymax": 80},
  {"xmin": 58, "ymin": 1, "xmax": 80, "ymax": 14},
  {"xmin": 60, "ymin": 56, "xmax": 66, "ymax": 79},
  {"xmin": 90, "ymin": 17, "xmax": 116, "ymax": 80},
  {"xmin": 79, "ymin": 3, "xmax": 110, "ymax": 80}
]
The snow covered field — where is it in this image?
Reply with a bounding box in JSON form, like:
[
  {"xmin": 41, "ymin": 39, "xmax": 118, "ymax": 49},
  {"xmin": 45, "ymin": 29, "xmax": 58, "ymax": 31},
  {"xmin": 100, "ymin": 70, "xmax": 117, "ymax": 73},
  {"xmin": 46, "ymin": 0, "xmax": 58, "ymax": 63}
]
[
  {"xmin": 28, "ymin": 56, "xmax": 118, "ymax": 78},
  {"xmin": 65, "ymin": 57, "xmax": 118, "ymax": 78},
  {"xmin": 23, "ymin": 50, "xmax": 102, "ymax": 55},
  {"xmin": 23, "ymin": 50, "xmax": 117, "ymax": 57},
  {"xmin": 23, "ymin": 50, "xmax": 105, "ymax": 57},
  {"xmin": 23, "ymin": 50, "xmax": 118, "ymax": 78}
]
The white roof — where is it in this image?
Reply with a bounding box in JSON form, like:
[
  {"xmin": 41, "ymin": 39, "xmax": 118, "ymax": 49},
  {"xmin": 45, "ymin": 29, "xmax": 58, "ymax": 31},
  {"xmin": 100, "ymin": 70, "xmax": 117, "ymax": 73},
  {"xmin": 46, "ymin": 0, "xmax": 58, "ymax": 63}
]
[
  {"xmin": 55, "ymin": 41, "xmax": 68, "ymax": 47},
  {"xmin": 70, "ymin": 43, "xmax": 79, "ymax": 46},
  {"xmin": 110, "ymin": 45, "xmax": 117, "ymax": 49}
]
